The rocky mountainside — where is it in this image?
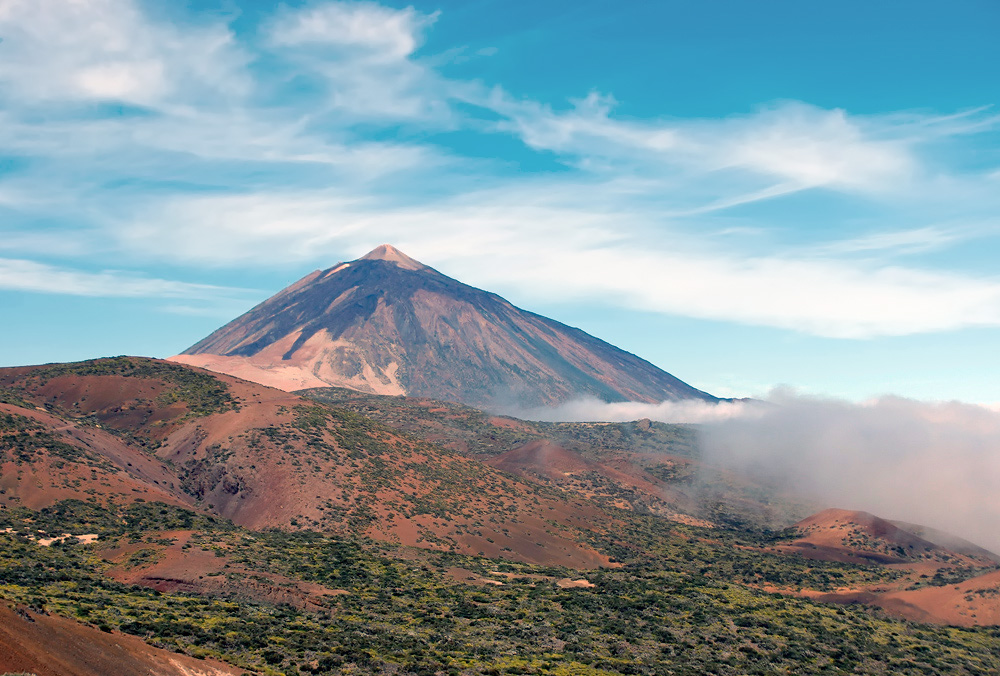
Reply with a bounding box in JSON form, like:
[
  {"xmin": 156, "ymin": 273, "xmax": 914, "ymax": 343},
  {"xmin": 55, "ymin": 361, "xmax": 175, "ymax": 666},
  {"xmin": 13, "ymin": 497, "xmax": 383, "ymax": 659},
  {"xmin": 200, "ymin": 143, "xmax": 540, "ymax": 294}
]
[{"xmin": 172, "ymin": 245, "xmax": 716, "ymax": 408}]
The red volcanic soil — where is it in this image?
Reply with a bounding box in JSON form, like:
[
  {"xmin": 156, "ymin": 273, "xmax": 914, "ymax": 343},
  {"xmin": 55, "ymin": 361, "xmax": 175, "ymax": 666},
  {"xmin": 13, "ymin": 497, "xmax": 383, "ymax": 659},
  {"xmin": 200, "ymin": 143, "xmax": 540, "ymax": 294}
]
[
  {"xmin": 765, "ymin": 508, "xmax": 1000, "ymax": 626},
  {"xmin": 877, "ymin": 569, "xmax": 1000, "ymax": 626},
  {"xmin": 487, "ymin": 440, "xmax": 596, "ymax": 480},
  {"xmin": 0, "ymin": 358, "xmax": 617, "ymax": 568},
  {"xmin": 782, "ymin": 508, "xmax": 942, "ymax": 564},
  {"xmin": 0, "ymin": 402, "xmax": 187, "ymax": 510},
  {"xmin": 796, "ymin": 508, "xmax": 935, "ymax": 545},
  {"xmin": 809, "ymin": 569, "xmax": 1000, "ymax": 627},
  {"xmin": 0, "ymin": 603, "xmax": 242, "ymax": 676}
]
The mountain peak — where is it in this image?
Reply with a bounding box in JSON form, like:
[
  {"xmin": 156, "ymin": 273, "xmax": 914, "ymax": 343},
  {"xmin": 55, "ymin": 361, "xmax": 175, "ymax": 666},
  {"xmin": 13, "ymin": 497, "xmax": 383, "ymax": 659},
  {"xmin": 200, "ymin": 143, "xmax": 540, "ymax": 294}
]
[
  {"xmin": 358, "ymin": 244, "xmax": 425, "ymax": 271},
  {"xmin": 174, "ymin": 248, "xmax": 717, "ymax": 407}
]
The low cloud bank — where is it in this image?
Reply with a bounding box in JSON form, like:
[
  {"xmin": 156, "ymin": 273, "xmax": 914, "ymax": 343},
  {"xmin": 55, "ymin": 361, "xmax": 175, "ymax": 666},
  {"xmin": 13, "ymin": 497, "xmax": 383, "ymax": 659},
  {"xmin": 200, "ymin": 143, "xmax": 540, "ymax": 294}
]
[
  {"xmin": 503, "ymin": 396, "xmax": 764, "ymax": 424},
  {"xmin": 511, "ymin": 391, "xmax": 1000, "ymax": 554}
]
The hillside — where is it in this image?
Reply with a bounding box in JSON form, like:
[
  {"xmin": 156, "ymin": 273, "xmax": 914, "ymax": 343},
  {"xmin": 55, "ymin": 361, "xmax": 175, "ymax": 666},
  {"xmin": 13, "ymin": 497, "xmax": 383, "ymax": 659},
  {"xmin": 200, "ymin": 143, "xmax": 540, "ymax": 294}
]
[
  {"xmin": 0, "ymin": 601, "xmax": 242, "ymax": 676},
  {"xmin": 172, "ymin": 245, "xmax": 717, "ymax": 408},
  {"xmin": 0, "ymin": 357, "xmax": 618, "ymax": 567},
  {"xmin": 300, "ymin": 386, "xmax": 814, "ymax": 531},
  {"xmin": 4, "ymin": 499, "xmax": 1000, "ymax": 675},
  {"xmin": 4, "ymin": 357, "xmax": 1000, "ymax": 675},
  {"xmin": 754, "ymin": 508, "xmax": 1000, "ymax": 626}
]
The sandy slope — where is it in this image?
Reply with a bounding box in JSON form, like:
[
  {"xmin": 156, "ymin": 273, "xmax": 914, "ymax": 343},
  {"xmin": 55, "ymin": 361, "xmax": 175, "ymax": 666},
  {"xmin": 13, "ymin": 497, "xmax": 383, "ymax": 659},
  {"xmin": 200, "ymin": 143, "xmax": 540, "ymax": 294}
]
[
  {"xmin": 0, "ymin": 603, "xmax": 243, "ymax": 676},
  {"xmin": 768, "ymin": 508, "xmax": 1000, "ymax": 626}
]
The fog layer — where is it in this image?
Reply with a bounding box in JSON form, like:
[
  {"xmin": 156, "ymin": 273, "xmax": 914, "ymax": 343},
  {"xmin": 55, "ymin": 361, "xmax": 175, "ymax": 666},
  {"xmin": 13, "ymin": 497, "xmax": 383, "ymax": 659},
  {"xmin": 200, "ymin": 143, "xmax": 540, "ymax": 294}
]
[{"xmin": 510, "ymin": 391, "xmax": 1000, "ymax": 554}]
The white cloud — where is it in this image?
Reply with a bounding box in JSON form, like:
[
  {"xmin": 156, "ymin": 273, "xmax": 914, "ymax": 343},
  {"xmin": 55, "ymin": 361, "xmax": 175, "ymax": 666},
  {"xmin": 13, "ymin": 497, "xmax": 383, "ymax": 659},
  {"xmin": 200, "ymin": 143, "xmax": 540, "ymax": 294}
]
[
  {"xmin": 700, "ymin": 392, "xmax": 1000, "ymax": 554},
  {"xmin": 75, "ymin": 60, "xmax": 167, "ymax": 102},
  {"xmin": 114, "ymin": 192, "xmax": 370, "ymax": 265},
  {"xmin": 496, "ymin": 96, "xmax": 916, "ymax": 195},
  {"xmin": 0, "ymin": 257, "xmax": 253, "ymax": 300},
  {"xmin": 447, "ymin": 232, "xmax": 1000, "ymax": 339},
  {"xmin": 496, "ymin": 91, "xmax": 680, "ymax": 157},
  {"xmin": 515, "ymin": 391, "xmax": 1000, "ymax": 554},
  {"xmin": 264, "ymin": 2, "xmax": 455, "ymax": 121},
  {"xmin": 0, "ymin": 105, "xmax": 442, "ymax": 183},
  {"xmin": 500, "ymin": 396, "xmax": 761, "ymax": 424},
  {"xmin": 104, "ymin": 186, "xmax": 632, "ymax": 266},
  {"xmin": 268, "ymin": 2, "xmax": 437, "ymax": 61},
  {"xmin": 717, "ymin": 104, "xmax": 914, "ymax": 191},
  {"xmin": 103, "ymin": 185, "xmax": 1000, "ymax": 338},
  {"xmin": 0, "ymin": 0, "xmax": 248, "ymax": 106},
  {"xmin": 0, "ymin": 0, "xmax": 998, "ymax": 342},
  {"xmin": 810, "ymin": 224, "xmax": 974, "ymax": 256}
]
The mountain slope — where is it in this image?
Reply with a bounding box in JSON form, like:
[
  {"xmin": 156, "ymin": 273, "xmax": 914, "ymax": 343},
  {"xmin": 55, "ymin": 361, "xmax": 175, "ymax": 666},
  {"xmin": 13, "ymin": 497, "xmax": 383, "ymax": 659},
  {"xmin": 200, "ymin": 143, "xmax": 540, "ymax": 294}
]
[
  {"xmin": 5, "ymin": 358, "xmax": 1000, "ymax": 633},
  {"xmin": 766, "ymin": 508, "xmax": 1000, "ymax": 626},
  {"xmin": 0, "ymin": 357, "xmax": 617, "ymax": 567},
  {"xmin": 300, "ymin": 385, "xmax": 815, "ymax": 530},
  {"xmin": 0, "ymin": 603, "xmax": 242, "ymax": 676},
  {"xmin": 172, "ymin": 244, "xmax": 716, "ymax": 408},
  {"xmin": 785, "ymin": 508, "xmax": 978, "ymax": 565}
]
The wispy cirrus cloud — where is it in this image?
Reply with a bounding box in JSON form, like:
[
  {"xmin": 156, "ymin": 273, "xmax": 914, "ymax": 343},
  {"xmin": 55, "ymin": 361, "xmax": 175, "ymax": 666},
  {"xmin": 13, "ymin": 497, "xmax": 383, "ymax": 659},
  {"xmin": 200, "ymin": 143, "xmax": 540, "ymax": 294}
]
[
  {"xmin": 716, "ymin": 104, "xmax": 915, "ymax": 192},
  {"xmin": 0, "ymin": 258, "xmax": 254, "ymax": 300},
  {"xmin": 94, "ymin": 184, "xmax": 1000, "ymax": 338},
  {"xmin": 494, "ymin": 93, "xmax": 920, "ymax": 194},
  {"xmin": 0, "ymin": 0, "xmax": 998, "ymax": 343},
  {"xmin": 262, "ymin": 1, "xmax": 460, "ymax": 123},
  {"xmin": 808, "ymin": 224, "xmax": 983, "ymax": 257}
]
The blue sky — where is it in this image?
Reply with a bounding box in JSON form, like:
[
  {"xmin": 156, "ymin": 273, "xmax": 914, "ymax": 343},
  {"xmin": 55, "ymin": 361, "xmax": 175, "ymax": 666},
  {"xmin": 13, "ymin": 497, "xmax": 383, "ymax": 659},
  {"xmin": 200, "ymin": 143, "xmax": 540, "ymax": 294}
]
[{"xmin": 1, "ymin": 0, "xmax": 999, "ymax": 403}]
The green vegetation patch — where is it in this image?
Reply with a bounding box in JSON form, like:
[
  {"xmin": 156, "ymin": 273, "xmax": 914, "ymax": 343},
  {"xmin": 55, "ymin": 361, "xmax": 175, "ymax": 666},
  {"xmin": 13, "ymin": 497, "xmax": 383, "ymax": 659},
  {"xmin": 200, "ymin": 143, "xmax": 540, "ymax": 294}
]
[
  {"xmin": 26, "ymin": 357, "xmax": 239, "ymax": 417},
  {"xmin": 0, "ymin": 500, "xmax": 233, "ymax": 540},
  {"xmin": 299, "ymin": 388, "xmax": 541, "ymax": 456},
  {"xmin": 0, "ymin": 412, "xmax": 108, "ymax": 467},
  {"xmin": 3, "ymin": 501, "xmax": 1000, "ymax": 676},
  {"xmin": 0, "ymin": 387, "xmax": 33, "ymax": 410}
]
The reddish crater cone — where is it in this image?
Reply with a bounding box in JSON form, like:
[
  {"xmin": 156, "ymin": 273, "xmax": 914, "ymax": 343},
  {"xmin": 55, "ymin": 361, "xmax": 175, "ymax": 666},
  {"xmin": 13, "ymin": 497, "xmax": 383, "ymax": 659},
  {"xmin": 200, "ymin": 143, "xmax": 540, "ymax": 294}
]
[{"xmin": 171, "ymin": 245, "xmax": 717, "ymax": 408}]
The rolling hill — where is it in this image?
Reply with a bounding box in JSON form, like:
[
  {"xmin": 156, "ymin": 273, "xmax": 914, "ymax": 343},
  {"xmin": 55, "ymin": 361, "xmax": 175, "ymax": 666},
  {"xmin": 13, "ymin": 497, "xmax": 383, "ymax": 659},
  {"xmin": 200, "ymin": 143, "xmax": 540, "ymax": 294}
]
[
  {"xmin": 0, "ymin": 356, "xmax": 619, "ymax": 567},
  {"xmin": 4, "ymin": 357, "xmax": 1000, "ymax": 675}
]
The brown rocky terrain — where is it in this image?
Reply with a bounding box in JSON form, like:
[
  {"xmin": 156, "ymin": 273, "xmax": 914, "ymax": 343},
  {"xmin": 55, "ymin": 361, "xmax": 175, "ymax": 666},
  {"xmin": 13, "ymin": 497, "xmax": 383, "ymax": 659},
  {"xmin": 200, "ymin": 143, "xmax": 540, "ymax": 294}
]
[
  {"xmin": 763, "ymin": 508, "xmax": 1000, "ymax": 626},
  {"xmin": 0, "ymin": 401, "xmax": 186, "ymax": 510},
  {"xmin": 173, "ymin": 245, "xmax": 717, "ymax": 408},
  {"xmin": 782, "ymin": 508, "xmax": 950, "ymax": 564},
  {"xmin": 99, "ymin": 529, "xmax": 347, "ymax": 611},
  {"xmin": 0, "ymin": 602, "xmax": 242, "ymax": 676}
]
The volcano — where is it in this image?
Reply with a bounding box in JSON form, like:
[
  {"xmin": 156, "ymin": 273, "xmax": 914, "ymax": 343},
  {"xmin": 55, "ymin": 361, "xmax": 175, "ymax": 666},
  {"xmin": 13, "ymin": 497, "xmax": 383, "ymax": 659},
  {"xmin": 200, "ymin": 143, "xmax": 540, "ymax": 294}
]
[{"xmin": 172, "ymin": 245, "xmax": 716, "ymax": 408}]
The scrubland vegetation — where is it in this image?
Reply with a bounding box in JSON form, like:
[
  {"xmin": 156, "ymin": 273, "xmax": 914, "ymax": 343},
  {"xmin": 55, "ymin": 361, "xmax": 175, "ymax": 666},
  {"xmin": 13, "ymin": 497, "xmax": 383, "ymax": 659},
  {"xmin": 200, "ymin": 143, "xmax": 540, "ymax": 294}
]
[{"xmin": 2, "ymin": 500, "xmax": 999, "ymax": 676}]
